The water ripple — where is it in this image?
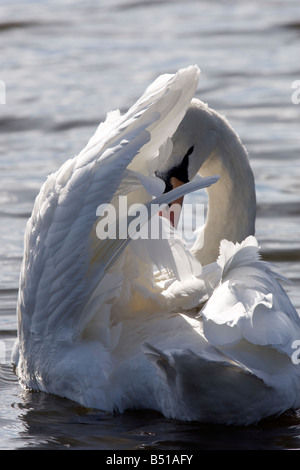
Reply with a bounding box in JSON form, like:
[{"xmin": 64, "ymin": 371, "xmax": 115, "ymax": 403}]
[{"xmin": 0, "ymin": 0, "xmax": 300, "ymax": 451}]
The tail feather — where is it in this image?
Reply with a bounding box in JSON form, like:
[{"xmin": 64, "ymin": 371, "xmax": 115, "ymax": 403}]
[{"xmin": 142, "ymin": 341, "xmax": 277, "ymax": 424}]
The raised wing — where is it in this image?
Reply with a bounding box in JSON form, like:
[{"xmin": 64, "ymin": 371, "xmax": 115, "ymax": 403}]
[{"xmin": 17, "ymin": 65, "xmax": 215, "ymax": 343}]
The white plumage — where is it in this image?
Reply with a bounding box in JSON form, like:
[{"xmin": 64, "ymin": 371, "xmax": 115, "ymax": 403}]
[{"xmin": 12, "ymin": 66, "xmax": 300, "ymax": 425}]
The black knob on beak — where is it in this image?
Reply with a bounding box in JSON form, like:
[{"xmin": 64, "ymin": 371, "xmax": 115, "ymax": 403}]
[{"xmin": 155, "ymin": 146, "xmax": 194, "ymax": 193}]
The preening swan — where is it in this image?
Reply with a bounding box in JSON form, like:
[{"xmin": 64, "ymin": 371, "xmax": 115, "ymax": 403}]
[{"xmin": 12, "ymin": 66, "xmax": 300, "ymax": 425}]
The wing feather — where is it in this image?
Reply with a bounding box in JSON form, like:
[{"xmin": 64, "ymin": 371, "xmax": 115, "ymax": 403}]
[
  {"xmin": 202, "ymin": 236, "xmax": 300, "ymax": 359},
  {"xmin": 17, "ymin": 66, "xmax": 204, "ymax": 342}
]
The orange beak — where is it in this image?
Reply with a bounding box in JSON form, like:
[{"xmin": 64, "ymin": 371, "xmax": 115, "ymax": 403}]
[{"xmin": 159, "ymin": 176, "xmax": 185, "ymax": 228}]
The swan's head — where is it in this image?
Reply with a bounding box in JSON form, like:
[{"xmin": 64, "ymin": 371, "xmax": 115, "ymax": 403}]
[{"xmin": 156, "ymin": 98, "xmax": 218, "ymax": 193}]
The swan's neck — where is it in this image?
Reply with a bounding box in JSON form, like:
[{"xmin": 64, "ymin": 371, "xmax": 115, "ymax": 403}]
[{"xmin": 191, "ymin": 140, "xmax": 256, "ymax": 266}]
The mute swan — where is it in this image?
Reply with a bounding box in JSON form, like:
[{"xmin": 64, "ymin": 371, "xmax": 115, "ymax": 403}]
[{"xmin": 12, "ymin": 66, "xmax": 300, "ymax": 425}]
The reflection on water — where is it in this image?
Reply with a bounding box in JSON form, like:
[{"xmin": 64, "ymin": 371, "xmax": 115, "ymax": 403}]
[
  {"xmin": 0, "ymin": 0, "xmax": 300, "ymax": 450},
  {"xmin": 2, "ymin": 363, "xmax": 300, "ymax": 451}
]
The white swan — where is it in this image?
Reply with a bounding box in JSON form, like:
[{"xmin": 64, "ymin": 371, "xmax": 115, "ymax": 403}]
[{"xmin": 12, "ymin": 66, "xmax": 300, "ymax": 425}]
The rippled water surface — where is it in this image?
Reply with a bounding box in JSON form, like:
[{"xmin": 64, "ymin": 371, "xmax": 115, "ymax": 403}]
[{"xmin": 0, "ymin": 0, "xmax": 300, "ymax": 450}]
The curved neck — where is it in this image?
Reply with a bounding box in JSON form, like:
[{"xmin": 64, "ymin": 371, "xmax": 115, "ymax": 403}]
[{"xmin": 191, "ymin": 140, "xmax": 256, "ymax": 266}]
